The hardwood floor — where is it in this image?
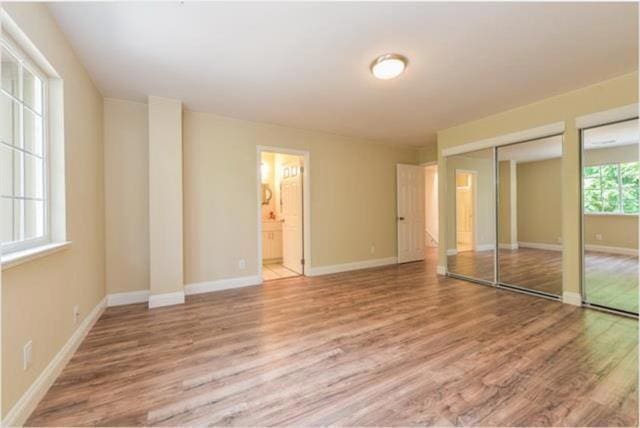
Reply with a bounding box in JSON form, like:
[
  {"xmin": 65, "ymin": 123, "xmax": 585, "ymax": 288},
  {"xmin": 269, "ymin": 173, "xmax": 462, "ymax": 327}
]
[
  {"xmin": 449, "ymin": 248, "xmax": 638, "ymax": 311},
  {"xmin": 27, "ymin": 249, "xmax": 638, "ymax": 426},
  {"xmin": 585, "ymin": 250, "xmax": 639, "ymax": 314}
]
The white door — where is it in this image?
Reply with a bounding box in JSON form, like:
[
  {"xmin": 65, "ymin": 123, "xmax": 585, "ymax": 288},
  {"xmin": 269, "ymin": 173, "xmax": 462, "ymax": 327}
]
[
  {"xmin": 397, "ymin": 164, "xmax": 425, "ymax": 263},
  {"xmin": 282, "ymin": 163, "xmax": 303, "ymax": 274}
]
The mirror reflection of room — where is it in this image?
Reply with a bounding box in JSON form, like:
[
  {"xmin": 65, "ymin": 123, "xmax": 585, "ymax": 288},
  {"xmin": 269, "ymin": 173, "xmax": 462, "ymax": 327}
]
[
  {"xmin": 497, "ymin": 136, "xmax": 563, "ymax": 296},
  {"xmin": 582, "ymin": 118, "xmax": 639, "ymax": 314},
  {"xmin": 446, "ymin": 147, "xmax": 496, "ymax": 283},
  {"xmin": 260, "ymin": 151, "xmax": 304, "ymax": 281}
]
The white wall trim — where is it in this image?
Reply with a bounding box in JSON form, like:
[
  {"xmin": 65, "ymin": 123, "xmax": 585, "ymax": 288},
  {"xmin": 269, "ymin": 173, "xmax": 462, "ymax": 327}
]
[
  {"xmin": 185, "ymin": 275, "xmax": 262, "ymax": 295},
  {"xmin": 585, "ymin": 244, "xmax": 639, "ymax": 256},
  {"xmin": 1, "ymin": 241, "xmax": 71, "ymax": 270},
  {"xmin": 475, "ymin": 243, "xmax": 495, "ymax": 252},
  {"xmin": 446, "ymin": 248, "xmax": 458, "ymax": 256},
  {"xmin": 562, "ymin": 291, "xmax": 582, "ymax": 307},
  {"xmin": 107, "ymin": 290, "xmax": 150, "ymax": 307},
  {"xmin": 148, "ymin": 291, "xmax": 185, "ymax": 309},
  {"xmin": 1, "ymin": 297, "xmax": 106, "ymax": 427},
  {"xmin": 256, "ymin": 145, "xmax": 311, "ymax": 279},
  {"xmin": 518, "ymin": 241, "xmax": 563, "ymax": 251},
  {"xmin": 441, "ymin": 121, "xmax": 565, "ymax": 157},
  {"xmin": 436, "ymin": 265, "xmax": 446, "ymax": 275},
  {"xmin": 306, "ymin": 257, "xmax": 397, "ymax": 277},
  {"xmin": 575, "ymin": 103, "xmax": 639, "ymax": 129},
  {"xmin": 499, "ymin": 243, "xmax": 519, "ymax": 250}
]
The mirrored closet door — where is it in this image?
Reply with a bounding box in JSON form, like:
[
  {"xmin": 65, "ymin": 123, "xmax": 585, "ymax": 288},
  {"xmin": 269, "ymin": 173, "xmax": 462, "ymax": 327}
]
[
  {"xmin": 496, "ymin": 137, "xmax": 563, "ymax": 297},
  {"xmin": 582, "ymin": 118, "xmax": 639, "ymax": 315},
  {"xmin": 445, "ymin": 147, "xmax": 496, "ymax": 284}
]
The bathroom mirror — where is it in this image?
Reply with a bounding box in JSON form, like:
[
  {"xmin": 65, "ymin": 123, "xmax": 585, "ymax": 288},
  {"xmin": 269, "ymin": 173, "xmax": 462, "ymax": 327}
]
[
  {"xmin": 445, "ymin": 147, "xmax": 496, "ymax": 284},
  {"xmin": 582, "ymin": 118, "xmax": 639, "ymax": 314},
  {"xmin": 262, "ymin": 183, "xmax": 273, "ymax": 205}
]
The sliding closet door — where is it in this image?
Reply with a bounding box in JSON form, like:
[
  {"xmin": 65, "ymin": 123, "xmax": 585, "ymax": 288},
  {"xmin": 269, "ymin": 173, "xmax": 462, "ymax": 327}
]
[
  {"xmin": 445, "ymin": 148, "xmax": 496, "ymax": 284},
  {"xmin": 496, "ymin": 137, "xmax": 563, "ymax": 297},
  {"xmin": 582, "ymin": 118, "xmax": 639, "ymax": 315}
]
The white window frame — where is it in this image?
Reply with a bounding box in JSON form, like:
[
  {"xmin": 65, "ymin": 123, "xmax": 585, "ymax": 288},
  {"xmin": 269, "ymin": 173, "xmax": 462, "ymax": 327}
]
[
  {"xmin": 583, "ymin": 160, "xmax": 640, "ymax": 216},
  {"xmin": 1, "ymin": 35, "xmax": 51, "ymax": 254}
]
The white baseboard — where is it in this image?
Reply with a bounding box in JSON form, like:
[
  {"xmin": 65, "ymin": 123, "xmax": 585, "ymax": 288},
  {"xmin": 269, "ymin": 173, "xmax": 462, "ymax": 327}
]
[
  {"xmin": 518, "ymin": 241, "xmax": 563, "ymax": 251},
  {"xmin": 148, "ymin": 291, "xmax": 185, "ymax": 309},
  {"xmin": 499, "ymin": 243, "xmax": 519, "ymax": 250},
  {"xmin": 107, "ymin": 290, "xmax": 150, "ymax": 307},
  {"xmin": 585, "ymin": 244, "xmax": 638, "ymax": 256},
  {"xmin": 446, "ymin": 249, "xmax": 457, "ymax": 256},
  {"xmin": 436, "ymin": 265, "xmax": 446, "ymax": 275},
  {"xmin": 1, "ymin": 296, "xmax": 107, "ymax": 427},
  {"xmin": 185, "ymin": 275, "xmax": 262, "ymax": 296},
  {"xmin": 563, "ymin": 291, "xmax": 582, "ymax": 307},
  {"xmin": 306, "ymin": 257, "xmax": 397, "ymax": 276},
  {"xmin": 475, "ymin": 243, "xmax": 495, "ymax": 252}
]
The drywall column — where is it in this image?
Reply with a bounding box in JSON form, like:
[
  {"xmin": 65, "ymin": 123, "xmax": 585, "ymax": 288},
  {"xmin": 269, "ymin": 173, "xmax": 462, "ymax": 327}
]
[
  {"xmin": 498, "ymin": 160, "xmax": 517, "ymax": 249},
  {"xmin": 148, "ymin": 96, "xmax": 185, "ymax": 308}
]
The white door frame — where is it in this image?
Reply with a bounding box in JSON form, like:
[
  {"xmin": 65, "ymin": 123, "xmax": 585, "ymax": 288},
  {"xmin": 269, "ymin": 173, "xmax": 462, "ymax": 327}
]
[
  {"xmin": 256, "ymin": 146, "xmax": 311, "ymax": 280},
  {"xmin": 454, "ymin": 168, "xmax": 478, "ymax": 252}
]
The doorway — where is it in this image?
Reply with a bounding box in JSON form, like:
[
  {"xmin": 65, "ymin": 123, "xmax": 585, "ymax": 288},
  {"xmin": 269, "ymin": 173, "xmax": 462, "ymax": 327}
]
[
  {"xmin": 258, "ymin": 148, "xmax": 309, "ymax": 281},
  {"xmin": 455, "ymin": 171, "xmax": 475, "ymax": 252},
  {"xmin": 423, "ymin": 164, "xmax": 438, "ymax": 248}
]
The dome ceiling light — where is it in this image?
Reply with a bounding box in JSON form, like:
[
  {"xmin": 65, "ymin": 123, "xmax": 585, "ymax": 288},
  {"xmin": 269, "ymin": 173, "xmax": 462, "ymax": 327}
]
[{"xmin": 370, "ymin": 53, "xmax": 408, "ymax": 80}]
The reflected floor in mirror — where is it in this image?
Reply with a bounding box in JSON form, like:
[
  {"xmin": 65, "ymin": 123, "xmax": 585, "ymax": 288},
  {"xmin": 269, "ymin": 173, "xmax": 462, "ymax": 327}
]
[
  {"xmin": 448, "ymin": 248, "xmax": 563, "ymax": 295},
  {"xmin": 585, "ymin": 251, "xmax": 638, "ymax": 314}
]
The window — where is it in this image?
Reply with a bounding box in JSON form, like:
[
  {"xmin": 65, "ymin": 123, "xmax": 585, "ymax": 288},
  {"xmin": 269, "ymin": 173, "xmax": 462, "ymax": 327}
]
[
  {"xmin": 1, "ymin": 40, "xmax": 48, "ymax": 253},
  {"xmin": 583, "ymin": 162, "xmax": 640, "ymax": 214}
]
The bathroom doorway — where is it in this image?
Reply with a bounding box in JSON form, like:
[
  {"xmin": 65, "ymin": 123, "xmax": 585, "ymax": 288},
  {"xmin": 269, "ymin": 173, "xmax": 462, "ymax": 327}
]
[{"xmin": 258, "ymin": 148, "xmax": 309, "ymax": 281}]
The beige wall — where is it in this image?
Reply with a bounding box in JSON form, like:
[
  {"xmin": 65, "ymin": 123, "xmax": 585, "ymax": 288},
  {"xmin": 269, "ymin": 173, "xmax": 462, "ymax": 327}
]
[
  {"xmin": 437, "ymin": 72, "xmax": 638, "ymax": 295},
  {"xmin": 103, "ymin": 103, "xmax": 418, "ymax": 287},
  {"xmin": 148, "ymin": 96, "xmax": 184, "ymax": 297},
  {"xmin": 517, "ymin": 158, "xmax": 562, "ymax": 245},
  {"xmin": 1, "ymin": 3, "xmax": 105, "ymax": 417},
  {"xmin": 104, "ymin": 99, "xmax": 149, "ymax": 294},
  {"xmin": 424, "ymin": 165, "xmax": 438, "ymax": 246},
  {"xmin": 183, "ymin": 110, "xmax": 418, "ymax": 283},
  {"xmin": 418, "ymin": 142, "xmax": 437, "ymax": 164}
]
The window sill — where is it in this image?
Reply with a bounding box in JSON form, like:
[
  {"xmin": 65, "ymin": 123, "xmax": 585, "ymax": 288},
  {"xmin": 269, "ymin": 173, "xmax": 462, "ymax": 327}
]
[
  {"xmin": 1, "ymin": 241, "xmax": 71, "ymax": 270},
  {"xmin": 584, "ymin": 213, "xmax": 639, "ymax": 217}
]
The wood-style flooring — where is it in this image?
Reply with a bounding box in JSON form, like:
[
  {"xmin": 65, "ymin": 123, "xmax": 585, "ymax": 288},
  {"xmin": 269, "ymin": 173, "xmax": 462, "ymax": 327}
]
[
  {"xmin": 448, "ymin": 248, "xmax": 638, "ymax": 312},
  {"xmin": 27, "ymin": 249, "xmax": 638, "ymax": 426}
]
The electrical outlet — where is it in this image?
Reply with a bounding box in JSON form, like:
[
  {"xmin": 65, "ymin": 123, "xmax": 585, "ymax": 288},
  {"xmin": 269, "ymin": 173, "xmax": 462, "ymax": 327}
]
[
  {"xmin": 595, "ymin": 233, "xmax": 603, "ymax": 241},
  {"xmin": 73, "ymin": 305, "xmax": 80, "ymax": 324},
  {"xmin": 370, "ymin": 244, "xmax": 376, "ymax": 255},
  {"xmin": 238, "ymin": 259, "xmax": 246, "ymax": 270},
  {"xmin": 23, "ymin": 340, "xmax": 32, "ymax": 370}
]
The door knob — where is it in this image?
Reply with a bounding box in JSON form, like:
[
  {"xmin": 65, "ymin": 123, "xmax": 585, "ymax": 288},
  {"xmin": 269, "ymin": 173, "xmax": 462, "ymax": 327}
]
[{"xmin": 397, "ymin": 216, "xmax": 405, "ymax": 221}]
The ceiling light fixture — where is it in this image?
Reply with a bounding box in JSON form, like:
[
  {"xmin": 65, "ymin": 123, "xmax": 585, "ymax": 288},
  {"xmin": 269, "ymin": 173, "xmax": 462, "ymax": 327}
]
[{"xmin": 370, "ymin": 53, "xmax": 408, "ymax": 80}]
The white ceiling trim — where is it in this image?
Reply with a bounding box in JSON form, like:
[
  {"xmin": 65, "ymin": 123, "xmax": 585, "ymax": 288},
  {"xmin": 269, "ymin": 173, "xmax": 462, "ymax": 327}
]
[
  {"xmin": 441, "ymin": 121, "xmax": 565, "ymax": 157},
  {"xmin": 575, "ymin": 103, "xmax": 639, "ymax": 130}
]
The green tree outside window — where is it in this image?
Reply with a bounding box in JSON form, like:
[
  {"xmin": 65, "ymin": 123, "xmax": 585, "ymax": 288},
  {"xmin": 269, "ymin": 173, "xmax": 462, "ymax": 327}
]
[{"xmin": 583, "ymin": 162, "xmax": 639, "ymax": 214}]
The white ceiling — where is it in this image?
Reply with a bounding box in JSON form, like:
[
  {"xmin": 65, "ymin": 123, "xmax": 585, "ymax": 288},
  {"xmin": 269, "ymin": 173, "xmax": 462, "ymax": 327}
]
[{"xmin": 48, "ymin": 2, "xmax": 638, "ymax": 146}]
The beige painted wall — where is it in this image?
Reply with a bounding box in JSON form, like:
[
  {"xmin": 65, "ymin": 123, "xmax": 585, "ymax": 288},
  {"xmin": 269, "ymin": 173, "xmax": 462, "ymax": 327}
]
[
  {"xmin": 104, "ymin": 99, "xmax": 149, "ymax": 294},
  {"xmin": 1, "ymin": 3, "xmax": 105, "ymax": 417},
  {"xmin": 182, "ymin": 110, "xmax": 418, "ymax": 284},
  {"xmin": 148, "ymin": 96, "xmax": 183, "ymax": 296},
  {"xmin": 437, "ymin": 71, "xmax": 638, "ymax": 296},
  {"xmin": 418, "ymin": 142, "xmax": 437, "ymax": 164},
  {"xmin": 517, "ymin": 158, "xmax": 562, "ymax": 245}
]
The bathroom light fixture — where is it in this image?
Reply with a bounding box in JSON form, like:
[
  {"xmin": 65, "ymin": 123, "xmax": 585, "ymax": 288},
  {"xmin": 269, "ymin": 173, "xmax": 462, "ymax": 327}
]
[{"xmin": 370, "ymin": 53, "xmax": 408, "ymax": 80}]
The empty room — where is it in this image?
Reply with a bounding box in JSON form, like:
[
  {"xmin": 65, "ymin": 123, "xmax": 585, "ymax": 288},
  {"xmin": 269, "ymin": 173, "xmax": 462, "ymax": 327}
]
[{"xmin": 1, "ymin": 2, "xmax": 638, "ymax": 427}]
